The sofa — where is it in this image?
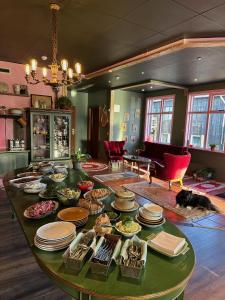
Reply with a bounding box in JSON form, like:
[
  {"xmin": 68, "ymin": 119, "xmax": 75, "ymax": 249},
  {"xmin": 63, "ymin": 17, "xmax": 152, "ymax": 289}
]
[{"xmin": 140, "ymin": 142, "xmax": 191, "ymax": 189}]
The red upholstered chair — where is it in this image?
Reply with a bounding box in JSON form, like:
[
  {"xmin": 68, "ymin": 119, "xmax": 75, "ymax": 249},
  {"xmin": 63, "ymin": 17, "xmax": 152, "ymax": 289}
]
[
  {"xmin": 103, "ymin": 141, "xmax": 127, "ymax": 163},
  {"xmin": 152, "ymin": 152, "xmax": 191, "ymax": 189}
]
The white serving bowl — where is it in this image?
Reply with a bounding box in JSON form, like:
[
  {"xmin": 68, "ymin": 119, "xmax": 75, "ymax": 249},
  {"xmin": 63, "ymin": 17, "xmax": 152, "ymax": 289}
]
[
  {"xmin": 142, "ymin": 203, "xmax": 163, "ymax": 218},
  {"xmin": 49, "ymin": 173, "xmax": 67, "ymax": 183},
  {"xmin": 139, "ymin": 207, "xmax": 162, "ymax": 221},
  {"xmin": 115, "ymin": 221, "xmax": 142, "ymax": 237}
]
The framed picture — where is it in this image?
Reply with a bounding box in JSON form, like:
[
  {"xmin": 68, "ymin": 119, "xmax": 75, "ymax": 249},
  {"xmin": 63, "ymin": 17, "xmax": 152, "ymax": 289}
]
[
  {"xmin": 31, "ymin": 94, "xmax": 52, "ymax": 109},
  {"xmin": 130, "ymin": 135, "xmax": 137, "ymax": 143},
  {"xmin": 120, "ymin": 122, "xmax": 127, "ymax": 132},
  {"xmin": 13, "ymin": 84, "xmax": 28, "ymax": 96},
  {"xmin": 123, "ymin": 112, "xmax": 130, "ymax": 122},
  {"xmin": 132, "ymin": 123, "xmax": 137, "ymax": 133}
]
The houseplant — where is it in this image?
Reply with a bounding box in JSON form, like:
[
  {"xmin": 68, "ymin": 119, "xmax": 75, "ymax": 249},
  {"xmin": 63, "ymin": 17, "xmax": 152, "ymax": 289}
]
[
  {"xmin": 209, "ymin": 144, "xmax": 216, "ymax": 151},
  {"xmin": 71, "ymin": 148, "xmax": 91, "ymax": 170},
  {"xmin": 56, "ymin": 96, "xmax": 72, "ymax": 110}
]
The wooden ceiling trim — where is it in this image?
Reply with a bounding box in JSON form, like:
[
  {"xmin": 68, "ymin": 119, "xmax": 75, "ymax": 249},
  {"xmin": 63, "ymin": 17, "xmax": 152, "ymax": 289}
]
[{"xmin": 85, "ymin": 37, "xmax": 225, "ymax": 80}]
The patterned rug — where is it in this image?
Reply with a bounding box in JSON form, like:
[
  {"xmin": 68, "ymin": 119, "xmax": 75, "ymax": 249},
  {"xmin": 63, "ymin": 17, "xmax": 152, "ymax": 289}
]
[
  {"xmin": 183, "ymin": 179, "xmax": 225, "ymax": 195},
  {"xmin": 81, "ymin": 162, "xmax": 109, "ymax": 172},
  {"xmin": 93, "ymin": 172, "xmax": 138, "ymax": 182},
  {"xmin": 123, "ymin": 181, "xmax": 215, "ymax": 220}
]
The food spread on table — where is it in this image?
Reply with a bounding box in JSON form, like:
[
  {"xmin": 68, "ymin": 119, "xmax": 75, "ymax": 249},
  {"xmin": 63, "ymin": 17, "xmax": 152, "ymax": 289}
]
[
  {"xmin": 115, "ymin": 217, "xmax": 141, "ymax": 235},
  {"xmin": 57, "ymin": 188, "xmax": 81, "ymax": 199},
  {"xmin": 94, "ymin": 213, "xmax": 112, "ymax": 236},
  {"xmin": 85, "ymin": 188, "xmax": 110, "ymax": 201}
]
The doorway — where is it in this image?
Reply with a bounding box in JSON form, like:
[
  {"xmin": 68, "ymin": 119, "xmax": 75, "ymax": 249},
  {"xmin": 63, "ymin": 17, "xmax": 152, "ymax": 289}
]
[{"xmin": 87, "ymin": 106, "xmax": 100, "ymax": 158}]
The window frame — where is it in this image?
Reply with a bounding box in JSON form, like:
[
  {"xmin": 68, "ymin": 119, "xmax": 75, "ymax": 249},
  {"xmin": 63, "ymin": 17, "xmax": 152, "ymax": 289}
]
[
  {"xmin": 144, "ymin": 95, "xmax": 175, "ymax": 144},
  {"xmin": 186, "ymin": 89, "xmax": 225, "ymax": 153}
]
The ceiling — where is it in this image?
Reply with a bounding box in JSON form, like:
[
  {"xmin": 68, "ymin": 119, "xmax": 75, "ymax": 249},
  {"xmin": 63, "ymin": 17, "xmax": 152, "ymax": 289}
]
[{"xmin": 2, "ymin": 0, "xmax": 225, "ymax": 90}]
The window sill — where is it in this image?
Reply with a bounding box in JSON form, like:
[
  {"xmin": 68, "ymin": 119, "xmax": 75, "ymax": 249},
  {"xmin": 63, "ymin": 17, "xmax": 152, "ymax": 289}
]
[{"xmin": 188, "ymin": 147, "xmax": 225, "ymax": 154}]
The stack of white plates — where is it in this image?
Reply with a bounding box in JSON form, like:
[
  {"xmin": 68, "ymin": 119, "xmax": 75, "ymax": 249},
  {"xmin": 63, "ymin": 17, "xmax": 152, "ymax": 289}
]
[
  {"xmin": 34, "ymin": 221, "xmax": 76, "ymax": 251},
  {"xmin": 136, "ymin": 203, "xmax": 165, "ymax": 228}
]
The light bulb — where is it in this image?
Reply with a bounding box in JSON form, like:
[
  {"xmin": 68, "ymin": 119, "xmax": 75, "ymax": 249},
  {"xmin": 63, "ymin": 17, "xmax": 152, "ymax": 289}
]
[
  {"xmin": 61, "ymin": 59, "xmax": 68, "ymax": 71},
  {"xmin": 75, "ymin": 62, "xmax": 82, "ymax": 74},
  {"xmin": 31, "ymin": 59, "xmax": 37, "ymax": 71},
  {"xmin": 25, "ymin": 64, "xmax": 30, "ymax": 75},
  {"xmin": 68, "ymin": 68, "xmax": 73, "ymax": 79},
  {"xmin": 42, "ymin": 67, "xmax": 47, "ymax": 78}
]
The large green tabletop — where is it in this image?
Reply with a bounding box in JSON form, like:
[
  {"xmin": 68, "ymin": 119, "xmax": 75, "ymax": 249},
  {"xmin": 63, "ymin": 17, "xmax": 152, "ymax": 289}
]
[{"xmin": 4, "ymin": 169, "xmax": 195, "ymax": 300}]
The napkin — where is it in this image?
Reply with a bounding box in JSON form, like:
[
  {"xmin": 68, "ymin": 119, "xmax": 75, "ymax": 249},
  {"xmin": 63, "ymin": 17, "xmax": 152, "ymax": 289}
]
[{"xmin": 148, "ymin": 231, "xmax": 186, "ymax": 255}]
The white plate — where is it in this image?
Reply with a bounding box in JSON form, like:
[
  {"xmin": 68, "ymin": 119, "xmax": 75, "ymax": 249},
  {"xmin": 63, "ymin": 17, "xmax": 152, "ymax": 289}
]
[
  {"xmin": 34, "ymin": 238, "xmax": 73, "ymax": 251},
  {"xmin": 36, "ymin": 221, "xmax": 76, "ymax": 240},
  {"xmin": 139, "ymin": 207, "xmax": 162, "ymax": 221},
  {"xmin": 135, "ymin": 215, "xmax": 166, "ymax": 228},
  {"xmin": 111, "ymin": 201, "xmax": 139, "ymax": 212},
  {"xmin": 147, "ymin": 239, "xmax": 189, "ymax": 258}
]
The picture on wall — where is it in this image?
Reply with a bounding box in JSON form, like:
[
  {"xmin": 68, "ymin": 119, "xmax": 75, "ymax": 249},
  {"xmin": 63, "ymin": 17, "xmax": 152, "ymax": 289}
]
[
  {"xmin": 120, "ymin": 122, "xmax": 127, "ymax": 132},
  {"xmin": 123, "ymin": 135, "xmax": 128, "ymax": 142},
  {"xmin": 123, "ymin": 112, "xmax": 130, "ymax": 122},
  {"xmin": 130, "ymin": 135, "xmax": 137, "ymax": 143},
  {"xmin": 31, "ymin": 94, "xmax": 52, "ymax": 109},
  {"xmin": 132, "ymin": 123, "xmax": 137, "ymax": 133},
  {"xmin": 135, "ymin": 108, "xmax": 140, "ymax": 119}
]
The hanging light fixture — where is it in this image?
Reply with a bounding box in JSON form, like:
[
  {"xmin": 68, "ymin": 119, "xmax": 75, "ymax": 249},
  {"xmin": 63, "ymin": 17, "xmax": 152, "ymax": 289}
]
[{"xmin": 25, "ymin": 3, "xmax": 84, "ymax": 91}]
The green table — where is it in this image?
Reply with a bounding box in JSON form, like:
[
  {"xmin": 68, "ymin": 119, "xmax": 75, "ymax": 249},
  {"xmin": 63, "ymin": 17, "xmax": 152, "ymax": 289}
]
[{"xmin": 4, "ymin": 169, "xmax": 195, "ymax": 300}]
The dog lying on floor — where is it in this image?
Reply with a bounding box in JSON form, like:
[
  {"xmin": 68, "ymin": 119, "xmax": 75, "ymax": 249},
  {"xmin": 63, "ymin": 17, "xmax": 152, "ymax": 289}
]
[{"xmin": 176, "ymin": 189, "xmax": 218, "ymax": 211}]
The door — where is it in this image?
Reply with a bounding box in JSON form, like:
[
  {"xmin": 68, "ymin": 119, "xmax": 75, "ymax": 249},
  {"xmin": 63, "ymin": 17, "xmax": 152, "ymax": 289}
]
[{"xmin": 88, "ymin": 106, "xmax": 100, "ymax": 158}]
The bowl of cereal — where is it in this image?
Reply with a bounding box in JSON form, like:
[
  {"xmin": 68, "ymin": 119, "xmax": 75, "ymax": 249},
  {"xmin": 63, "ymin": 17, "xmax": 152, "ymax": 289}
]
[
  {"xmin": 49, "ymin": 173, "xmax": 67, "ymax": 183},
  {"xmin": 115, "ymin": 217, "xmax": 141, "ymax": 237},
  {"xmin": 56, "ymin": 188, "xmax": 81, "ymax": 206}
]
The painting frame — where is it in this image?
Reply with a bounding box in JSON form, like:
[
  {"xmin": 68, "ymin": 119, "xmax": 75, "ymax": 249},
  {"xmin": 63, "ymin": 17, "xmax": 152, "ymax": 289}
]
[{"xmin": 31, "ymin": 94, "xmax": 53, "ymax": 109}]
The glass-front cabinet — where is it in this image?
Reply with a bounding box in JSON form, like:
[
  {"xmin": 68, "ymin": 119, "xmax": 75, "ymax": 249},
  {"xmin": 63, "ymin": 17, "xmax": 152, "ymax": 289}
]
[{"xmin": 29, "ymin": 109, "xmax": 71, "ymax": 162}]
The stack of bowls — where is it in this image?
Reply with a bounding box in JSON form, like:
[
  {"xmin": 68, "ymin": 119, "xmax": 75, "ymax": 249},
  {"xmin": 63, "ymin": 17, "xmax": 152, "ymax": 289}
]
[{"xmin": 136, "ymin": 203, "xmax": 165, "ymax": 227}]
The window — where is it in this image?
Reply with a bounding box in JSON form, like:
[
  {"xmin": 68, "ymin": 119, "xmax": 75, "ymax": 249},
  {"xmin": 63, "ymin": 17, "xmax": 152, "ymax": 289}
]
[
  {"xmin": 145, "ymin": 96, "xmax": 174, "ymax": 144},
  {"xmin": 186, "ymin": 91, "xmax": 225, "ymax": 152}
]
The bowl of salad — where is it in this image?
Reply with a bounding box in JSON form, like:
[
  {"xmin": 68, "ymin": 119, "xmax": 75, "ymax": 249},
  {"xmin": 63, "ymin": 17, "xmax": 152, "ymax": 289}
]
[
  {"xmin": 106, "ymin": 211, "xmax": 121, "ymax": 223},
  {"xmin": 56, "ymin": 187, "xmax": 81, "ymax": 206},
  {"xmin": 49, "ymin": 173, "xmax": 67, "ymax": 183},
  {"xmin": 115, "ymin": 216, "xmax": 141, "ymax": 237}
]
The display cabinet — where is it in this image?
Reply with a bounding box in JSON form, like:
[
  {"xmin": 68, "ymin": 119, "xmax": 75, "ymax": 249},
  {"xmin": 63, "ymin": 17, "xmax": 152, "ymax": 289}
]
[{"xmin": 28, "ymin": 109, "xmax": 71, "ymax": 162}]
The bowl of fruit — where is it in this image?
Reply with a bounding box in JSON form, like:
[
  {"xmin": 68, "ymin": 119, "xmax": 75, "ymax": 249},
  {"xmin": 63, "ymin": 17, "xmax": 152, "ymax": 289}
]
[
  {"xmin": 56, "ymin": 187, "xmax": 81, "ymax": 206},
  {"xmin": 77, "ymin": 180, "xmax": 94, "ymax": 192}
]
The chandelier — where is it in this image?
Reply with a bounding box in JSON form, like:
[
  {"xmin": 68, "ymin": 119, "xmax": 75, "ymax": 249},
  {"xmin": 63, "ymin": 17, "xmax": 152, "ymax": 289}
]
[{"xmin": 25, "ymin": 3, "xmax": 84, "ymax": 90}]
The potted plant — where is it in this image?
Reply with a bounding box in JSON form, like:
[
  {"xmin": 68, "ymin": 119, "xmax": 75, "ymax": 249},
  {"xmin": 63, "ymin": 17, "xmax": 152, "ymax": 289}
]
[
  {"xmin": 71, "ymin": 148, "xmax": 91, "ymax": 170},
  {"xmin": 56, "ymin": 96, "xmax": 72, "ymax": 110},
  {"xmin": 209, "ymin": 144, "xmax": 216, "ymax": 151}
]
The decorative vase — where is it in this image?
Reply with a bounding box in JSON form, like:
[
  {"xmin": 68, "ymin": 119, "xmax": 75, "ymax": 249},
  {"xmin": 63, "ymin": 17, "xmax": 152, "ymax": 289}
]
[{"xmin": 72, "ymin": 160, "xmax": 82, "ymax": 170}]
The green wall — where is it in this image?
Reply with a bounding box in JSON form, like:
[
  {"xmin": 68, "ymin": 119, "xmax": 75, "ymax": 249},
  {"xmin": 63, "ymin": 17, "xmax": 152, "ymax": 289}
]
[
  {"xmin": 110, "ymin": 90, "xmax": 144, "ymax": 154},
  {"xmin": 88, "ymin": 89, "xmax": 110, "ymax": 159},
  {"xmin": 69, "ymin": 91, "xmax": 88, "ymax": 152}
]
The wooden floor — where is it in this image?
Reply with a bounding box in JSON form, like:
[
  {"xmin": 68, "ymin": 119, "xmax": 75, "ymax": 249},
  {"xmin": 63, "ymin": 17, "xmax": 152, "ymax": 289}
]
[{"xmin": 2, "ymin": 169, "xmax": 225, "ymax": 299}]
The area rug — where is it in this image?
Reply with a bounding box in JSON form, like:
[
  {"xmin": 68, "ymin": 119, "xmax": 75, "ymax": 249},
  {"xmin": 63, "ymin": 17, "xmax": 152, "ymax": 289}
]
[
  {"xmin": 93, "ymin": 172, "xmax": 138, "ymax": 182},
  {"xmin": 216, "ymin": 193, "xmax": 225, "ymax": 200},
  {"xmin": 183, "ymin": 179, "xmax": 225, "ymax": 194},
  {"xmin": 123, "ymin": 181, "xmax": 215, "ymax": 220},
  {"xmin": 81, "ymin": 162, "xmax": 109, "ymax": 172}
]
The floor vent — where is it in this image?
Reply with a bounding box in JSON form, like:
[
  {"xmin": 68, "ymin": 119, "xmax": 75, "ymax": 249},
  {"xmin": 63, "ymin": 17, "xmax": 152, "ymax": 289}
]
[{"xmin": 0, "ymin": 67, "xmax": 10, "ymax": 74}]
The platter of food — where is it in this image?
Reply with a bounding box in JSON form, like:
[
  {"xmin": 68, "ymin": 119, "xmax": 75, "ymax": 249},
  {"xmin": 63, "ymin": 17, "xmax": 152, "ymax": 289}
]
[
  {"xmin": 23, "ymin": 182, "xmax": 46, "ymax": 194},
  {"xmin": 24, "ymin": 200, "xmax": 59, "ymax": 219},
  {"xmin": 9, "ymin": 176, "xmax": 41, "ymax": 188},
  {"xmin": 84, "ymin": 188, "xmax": 111, "ymax": 202}
]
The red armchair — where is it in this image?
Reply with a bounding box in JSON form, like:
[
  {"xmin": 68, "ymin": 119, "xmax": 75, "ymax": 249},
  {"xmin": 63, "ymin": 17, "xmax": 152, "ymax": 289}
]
[
  {"xmin": 152, "ymin": 152, "xmax": 191, "ymax": 189},
  {"xmin": 103, "ymin": 141, "xmax": 127, "ymax": 163}
]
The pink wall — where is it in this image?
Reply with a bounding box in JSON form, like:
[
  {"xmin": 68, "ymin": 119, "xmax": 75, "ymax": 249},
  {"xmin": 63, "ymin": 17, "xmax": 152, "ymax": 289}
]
[{"xmin": 0, "ymin": 61, "xmax": 55, "ymax": 150}]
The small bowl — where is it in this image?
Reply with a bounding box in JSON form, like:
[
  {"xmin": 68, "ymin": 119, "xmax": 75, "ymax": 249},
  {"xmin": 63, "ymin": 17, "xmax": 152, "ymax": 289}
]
[
  {"xmin": 77, "ymin": 180, "xmax": 94, "ymax": 192},
  {"xmin": 56, "ymin": 188, "xmax": 81, "ymax": 206},
  {"xmin": 49, "ymin": 173, "xmax": 67, "ymax": 183},
  {"xmin": 106, "ymin": 211, "xmax": 121, "ymax": 223},
  {"xmin": 115, "ymin": 221, "xmax": 142, "ymax": 237}
]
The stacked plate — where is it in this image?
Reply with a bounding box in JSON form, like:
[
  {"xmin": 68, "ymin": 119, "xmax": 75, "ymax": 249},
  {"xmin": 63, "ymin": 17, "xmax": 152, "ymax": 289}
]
[
  {"xmin": 57, "ymin": 207, "xmax": 89, "ymax": 227},
  {"xmin": 34, "ymin": 221, "xmax": 76, "ymax": 251},
  {"xmin": 136, "ymin": 203, "xmax": 165, "ymax": 228}
]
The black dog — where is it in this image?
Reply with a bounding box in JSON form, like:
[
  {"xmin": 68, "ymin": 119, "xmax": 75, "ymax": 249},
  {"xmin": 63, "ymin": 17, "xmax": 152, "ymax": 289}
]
[{"xmin": 176, "ymin": 189, "xmax": 218, "ymax": 211}]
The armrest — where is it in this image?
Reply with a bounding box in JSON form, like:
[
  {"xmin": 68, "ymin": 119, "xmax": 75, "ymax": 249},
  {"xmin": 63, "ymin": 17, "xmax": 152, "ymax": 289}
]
[{"xmin": 152, "ymin": 160, "xmax": 165, "ymax": 168}]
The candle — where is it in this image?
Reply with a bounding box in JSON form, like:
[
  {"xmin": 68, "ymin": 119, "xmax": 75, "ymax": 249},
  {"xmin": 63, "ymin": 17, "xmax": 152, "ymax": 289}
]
[
  {"xmin": 42, "ymin": 67, "xmax": 47, "ymax": 77},
  {"xmin": 75, "ymin": 62, "xmax": 81, "ymax": 74},
  {"xmin": 25, "ymin": 64, "xmax": 30, "ymax": 75},
  {"xmin": 61, "ymin": 59, "xmax": 68, "ymax": 71},
  {"xmin": 68, "ymin": 68, "xmax": 73, "ymax": 79},
  {"xmin": 31, "ymin": 59, "xmax": 37, "ymax": 71}
]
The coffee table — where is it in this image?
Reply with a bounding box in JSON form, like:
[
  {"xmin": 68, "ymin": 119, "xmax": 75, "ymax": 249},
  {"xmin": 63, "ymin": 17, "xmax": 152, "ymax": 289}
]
[{"xmin": 123, "ymin": 154, "xmax": 152, "ymax": 182}]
